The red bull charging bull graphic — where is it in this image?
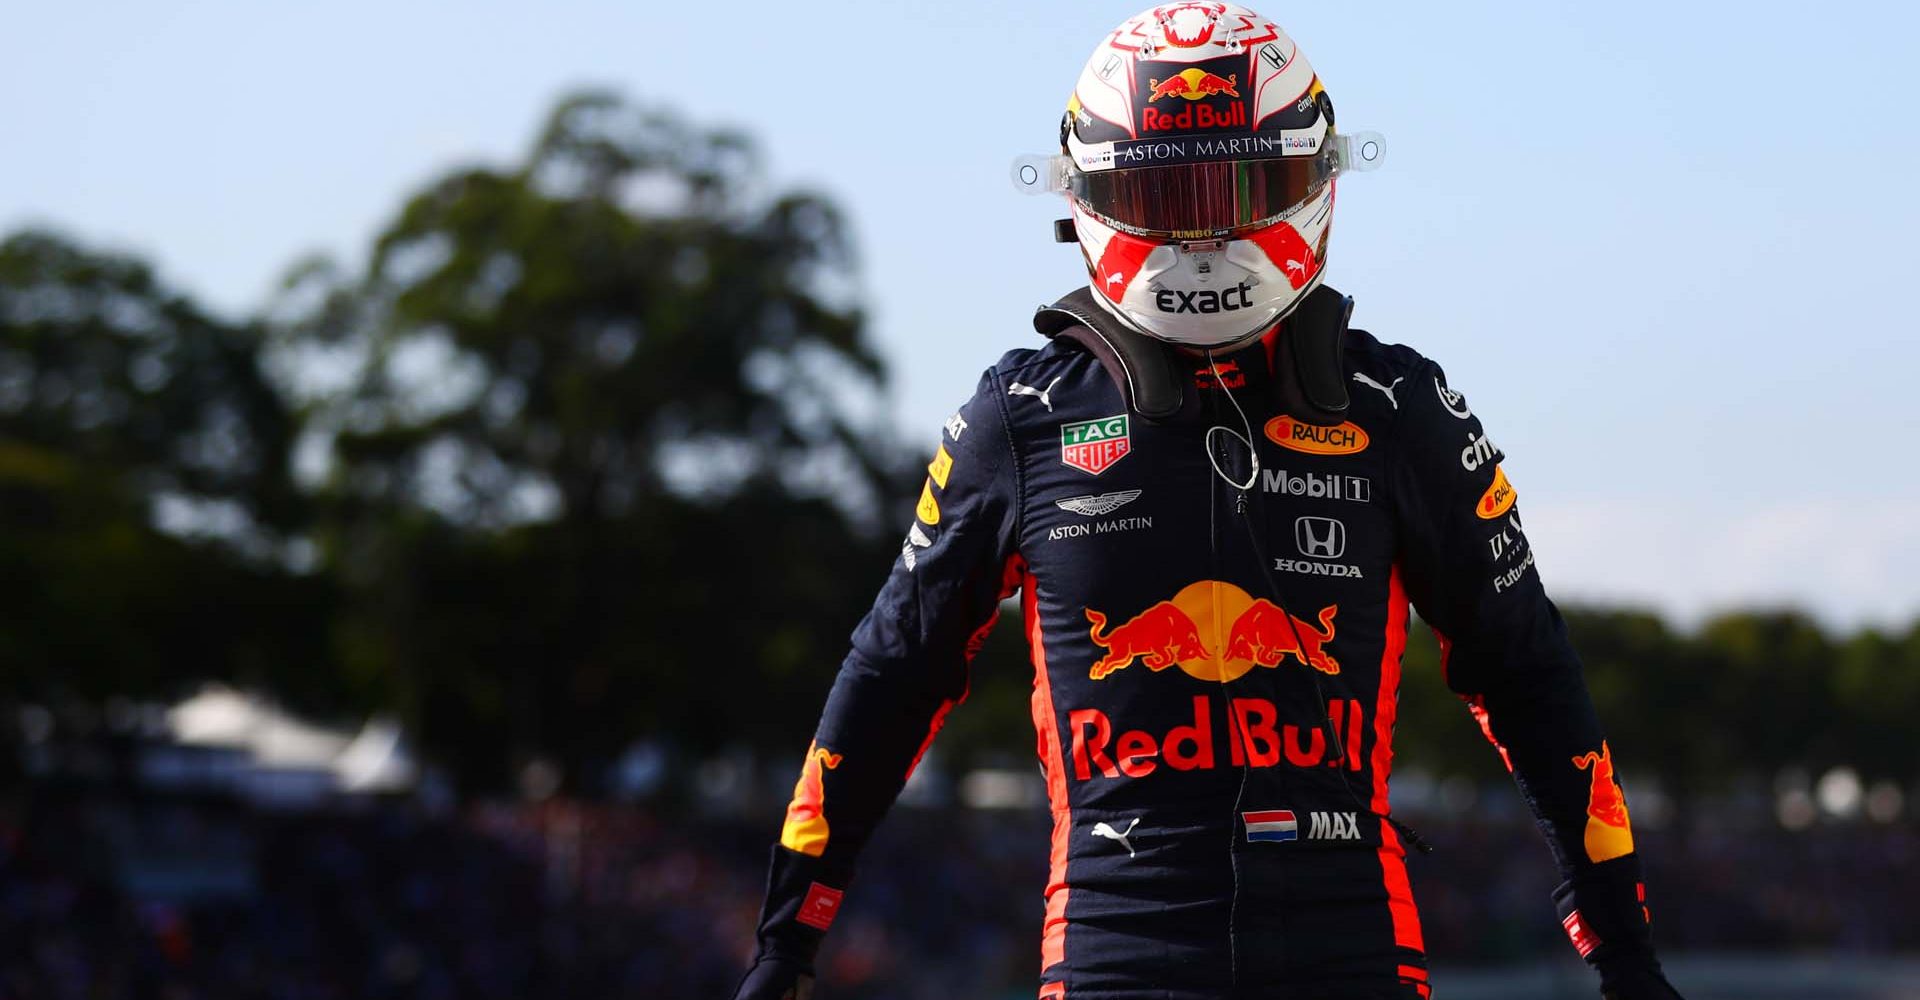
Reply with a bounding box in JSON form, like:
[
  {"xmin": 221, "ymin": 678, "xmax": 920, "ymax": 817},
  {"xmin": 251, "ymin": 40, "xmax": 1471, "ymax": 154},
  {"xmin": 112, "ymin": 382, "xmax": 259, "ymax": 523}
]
[
  {"xmin": 1147, "ymin": 68, "xmax": 1241, "ymax": 101},
  {"xmin": 1085, "ymin": 580, "xmax": 1339, "ymax": 681}
]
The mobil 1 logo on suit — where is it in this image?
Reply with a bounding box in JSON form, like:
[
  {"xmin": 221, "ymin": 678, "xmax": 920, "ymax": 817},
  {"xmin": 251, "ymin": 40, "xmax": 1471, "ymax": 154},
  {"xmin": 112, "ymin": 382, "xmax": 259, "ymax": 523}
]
[{"xmin": 1263, "ymin": 469, "xmax": 1370, "ymax": 503}]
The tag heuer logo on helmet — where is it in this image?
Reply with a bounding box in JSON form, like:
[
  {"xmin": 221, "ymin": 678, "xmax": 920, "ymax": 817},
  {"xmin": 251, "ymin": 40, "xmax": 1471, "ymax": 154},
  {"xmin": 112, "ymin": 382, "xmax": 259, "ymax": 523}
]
[{"xmin": 1061, "ymin": 415, "xmax": 1132, "ymax": 476}]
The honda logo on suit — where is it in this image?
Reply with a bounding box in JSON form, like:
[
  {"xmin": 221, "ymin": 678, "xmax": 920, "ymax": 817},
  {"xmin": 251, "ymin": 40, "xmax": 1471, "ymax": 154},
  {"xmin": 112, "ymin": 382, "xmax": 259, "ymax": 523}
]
[{"xmin": 1294, "ymin": 517, "xmax": 1347, "ymax": 560}]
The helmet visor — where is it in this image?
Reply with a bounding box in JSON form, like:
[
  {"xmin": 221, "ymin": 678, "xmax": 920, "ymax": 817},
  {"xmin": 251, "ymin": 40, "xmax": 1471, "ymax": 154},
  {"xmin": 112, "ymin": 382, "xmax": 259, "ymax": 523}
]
[{"xmin": 1069, "ymin": 153, "xmax": 1333, "ymax": 239}]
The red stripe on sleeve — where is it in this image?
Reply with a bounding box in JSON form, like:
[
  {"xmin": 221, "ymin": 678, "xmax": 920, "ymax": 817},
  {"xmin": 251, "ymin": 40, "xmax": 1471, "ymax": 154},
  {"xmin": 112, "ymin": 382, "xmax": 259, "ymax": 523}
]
[
  {"xmin": 1373, "ymin": 568, "xmax": 1425, "ymax": 954},
  {"xmin": 1025, "ymin": 569, "xmax": 1073, "ymax": 973},
  {"xmin": 1464, "ymin": 694, "xmax": 1515, "ymax": 773},
  {"xmin": 904, "ymin": 555, "xmax": 1027, "ymax": 780}
]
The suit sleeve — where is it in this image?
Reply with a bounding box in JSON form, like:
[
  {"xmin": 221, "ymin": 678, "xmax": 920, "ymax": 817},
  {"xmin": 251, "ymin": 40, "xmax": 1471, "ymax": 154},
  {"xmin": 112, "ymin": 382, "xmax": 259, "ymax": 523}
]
[
  {"xmin": 747, "ymin": 368, "xmax": 1023, "ymax": 969},
  {"xmin": 1390, "ymin": 358, "xmax": 1664, "ymax": 986}
]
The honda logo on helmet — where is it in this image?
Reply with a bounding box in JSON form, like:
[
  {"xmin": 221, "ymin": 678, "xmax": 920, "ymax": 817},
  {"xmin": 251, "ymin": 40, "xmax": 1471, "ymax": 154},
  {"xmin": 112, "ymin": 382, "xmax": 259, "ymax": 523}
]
[{"xmin": 1294, "ymin": 517, "xmax": 1346, "ymax": 560}]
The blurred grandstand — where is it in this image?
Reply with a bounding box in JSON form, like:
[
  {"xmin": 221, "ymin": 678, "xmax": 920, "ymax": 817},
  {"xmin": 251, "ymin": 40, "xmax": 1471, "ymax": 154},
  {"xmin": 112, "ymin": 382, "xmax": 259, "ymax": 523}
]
[{"xmin": 3, "ymin": 692, "xmax": 1916, "ymax": 999}]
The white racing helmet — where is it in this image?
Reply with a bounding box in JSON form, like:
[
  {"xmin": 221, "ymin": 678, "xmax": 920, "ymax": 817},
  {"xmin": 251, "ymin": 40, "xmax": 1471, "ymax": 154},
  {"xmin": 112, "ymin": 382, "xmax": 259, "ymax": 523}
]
[{"xmin": 1015, "ymin": 3, "xmax": 1383, "ymax": 349}]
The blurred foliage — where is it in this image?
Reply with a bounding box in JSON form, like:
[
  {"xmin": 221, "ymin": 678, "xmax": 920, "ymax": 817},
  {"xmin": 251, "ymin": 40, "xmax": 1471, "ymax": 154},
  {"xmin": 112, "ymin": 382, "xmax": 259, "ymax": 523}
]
[
  {"xmin": 1341, "ymin": 605, "xmax": 1920, "ymax": 798},
  {"xmin": 270, "ymin": 91, "xmax": 907, "ymax": 790},
  {"xmin": 2, "ymin": 93, "xmax": 907, "ymax": 793},
  {"xmin": 4, "ymin": 91, "xmax": 1918, "ymax": 804},
  {"xmin": 0, "ymin": 232, "xmax": 334, "ymax": 712}
]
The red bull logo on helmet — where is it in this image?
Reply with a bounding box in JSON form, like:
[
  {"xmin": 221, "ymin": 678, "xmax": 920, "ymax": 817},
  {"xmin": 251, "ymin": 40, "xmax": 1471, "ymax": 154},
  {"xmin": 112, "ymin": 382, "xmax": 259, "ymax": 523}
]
[
  {"xmin": 1147, "ymin": 68, "xmax": 1241, "ymax": 102},
  {"xmin": 1085, "ymin": 580, "xmax": 1340, "ymax": 682},
  {"xmin": 1136, "ymin": 59, "xmax": 1248, "ymax": 134},
  {"xmin": 1142, "ymin": 97, "xmax": 1247, "ymax": 133}
]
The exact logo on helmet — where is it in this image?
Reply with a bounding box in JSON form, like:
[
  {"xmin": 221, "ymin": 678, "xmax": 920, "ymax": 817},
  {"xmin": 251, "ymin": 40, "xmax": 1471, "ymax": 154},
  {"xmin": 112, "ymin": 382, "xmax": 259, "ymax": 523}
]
[{"xmin": 1155, "ymin": 282, "xmax": 1253, "ymax": 314}]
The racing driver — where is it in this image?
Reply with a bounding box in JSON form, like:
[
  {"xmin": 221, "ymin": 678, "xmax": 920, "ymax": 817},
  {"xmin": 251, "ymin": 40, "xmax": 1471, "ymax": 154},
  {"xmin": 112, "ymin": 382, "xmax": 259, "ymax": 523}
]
[{"xmin": 732, "ymin": 4, "xmax": 1684, "ymax": 998}]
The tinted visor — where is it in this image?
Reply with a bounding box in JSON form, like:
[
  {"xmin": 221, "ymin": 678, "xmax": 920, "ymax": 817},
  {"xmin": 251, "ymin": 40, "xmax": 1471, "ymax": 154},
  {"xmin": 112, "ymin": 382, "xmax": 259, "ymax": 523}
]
[{"xmin": 1069, "ymin": 154, "xmax": 1333, "ymax": 238}]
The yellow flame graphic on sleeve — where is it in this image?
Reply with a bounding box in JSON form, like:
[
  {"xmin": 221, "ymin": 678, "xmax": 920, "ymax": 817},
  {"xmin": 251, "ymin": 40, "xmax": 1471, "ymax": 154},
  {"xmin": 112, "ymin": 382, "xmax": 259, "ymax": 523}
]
[
  {"xmin": 779, "ymin": 742, "xmax": 844, "ymax": 857},
  {"xmin": 1572, "ymin": 741, "xmax": 1636, "ymax": 863}
]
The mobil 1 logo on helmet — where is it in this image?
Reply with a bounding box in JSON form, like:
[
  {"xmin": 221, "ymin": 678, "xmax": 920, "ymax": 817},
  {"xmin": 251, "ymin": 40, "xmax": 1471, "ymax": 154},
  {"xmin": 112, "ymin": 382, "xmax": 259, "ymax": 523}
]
[{"xmin": 1262, "ymin": 469, "xmax": 1370, "ymax": 503}]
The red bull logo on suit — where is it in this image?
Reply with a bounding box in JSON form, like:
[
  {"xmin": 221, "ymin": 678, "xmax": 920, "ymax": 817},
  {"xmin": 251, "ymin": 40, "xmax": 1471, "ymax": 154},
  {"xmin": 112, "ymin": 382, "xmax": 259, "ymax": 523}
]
[
  {"xmin": 1071, "ymin": 582, "xmax": 1360, "ymax": 782},
  {"xmin": 1085, "ymin": 580, "xmax": 1338, "ymax": 682}
]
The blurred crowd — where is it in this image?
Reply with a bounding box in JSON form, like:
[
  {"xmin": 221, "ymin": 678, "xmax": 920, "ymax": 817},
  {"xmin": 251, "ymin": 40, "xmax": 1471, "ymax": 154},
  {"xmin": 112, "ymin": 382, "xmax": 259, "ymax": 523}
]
[{"xmin": 0, "ymin": 789, "xmax": 1913, "ymax": 1000}]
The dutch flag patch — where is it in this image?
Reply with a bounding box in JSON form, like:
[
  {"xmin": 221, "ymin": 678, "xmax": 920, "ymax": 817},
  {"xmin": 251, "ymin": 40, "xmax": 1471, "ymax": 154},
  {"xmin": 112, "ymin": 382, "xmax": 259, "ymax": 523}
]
[{"xmin": 1243, "ymin": 810, "xmax": 1299, "ymax": 843}]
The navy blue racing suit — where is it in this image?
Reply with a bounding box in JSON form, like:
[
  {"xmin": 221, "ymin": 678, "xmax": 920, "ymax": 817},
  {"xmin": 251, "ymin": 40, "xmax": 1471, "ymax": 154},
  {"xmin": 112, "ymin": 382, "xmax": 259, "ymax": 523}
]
[{"xmin": 743, "ymin": 315, "xmax": 1666, "ymax": 999}]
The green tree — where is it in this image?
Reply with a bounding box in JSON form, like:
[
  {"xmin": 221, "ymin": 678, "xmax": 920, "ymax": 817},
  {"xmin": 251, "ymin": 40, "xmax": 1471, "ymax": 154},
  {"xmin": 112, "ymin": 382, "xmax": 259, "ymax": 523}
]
[
  {"xmin": 1830, "ymin": 619, "xmax": 1920, "ymax": 785},
  {"xmin": 281, "ymin": 92, "xmax": 905, "ymax": 791},
  {"xmin": 0, "ymin": 231, "xmax": 332, "ymax": 708}
]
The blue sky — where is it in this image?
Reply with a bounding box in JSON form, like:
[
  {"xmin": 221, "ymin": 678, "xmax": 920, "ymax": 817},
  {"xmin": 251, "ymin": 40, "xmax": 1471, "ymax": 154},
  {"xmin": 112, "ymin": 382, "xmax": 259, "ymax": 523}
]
[{"xmin": 3, "ymin": 0, "xmax": 1915, "ymax": 626}]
